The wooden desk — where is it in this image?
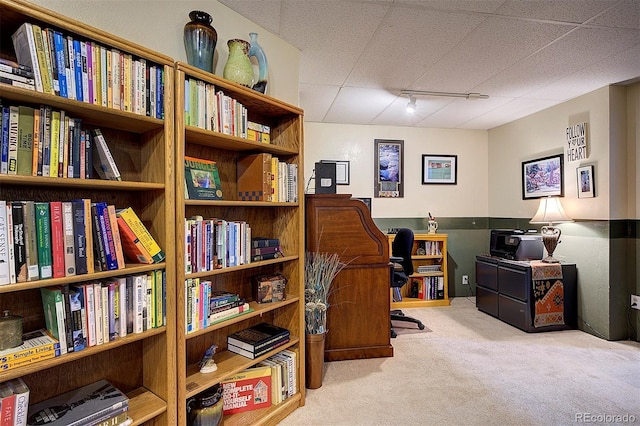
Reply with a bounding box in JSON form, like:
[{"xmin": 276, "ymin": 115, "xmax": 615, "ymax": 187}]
[{"xmin": 306, "ymin": 194, "xmax": 394, "ymax": 361}]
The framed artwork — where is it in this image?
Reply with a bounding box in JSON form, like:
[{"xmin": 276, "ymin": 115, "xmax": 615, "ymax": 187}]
[
  {"xmin": 577, "ymin": 165, "xmax": 595, "ymax": 198},
  {"xmin": 353, "ymin": 197, "xmax": 371, "ymax": 211},
  {"xmin": 422, "ymin": 155, "xmax": 457, "ymax": 184},
  {"xmin": 321, "ymin": 160, "xmax": 350, "ymax": 185},
  {"xmin": 374, "ymin": 139, "xmax": 404, "ymax": 198},
  {"xmin": 522, "ymin": 154, "xmax": 564, "ymax": 199}
]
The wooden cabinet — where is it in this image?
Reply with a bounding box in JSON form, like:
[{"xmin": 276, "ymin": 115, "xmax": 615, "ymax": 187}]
[
  {"xmin": 475, "ymin": 255, "xmax": 577, "ymax": 332},
  {"xmin": 174, "ymin": 62, "xmax": 305, "ymax": 425},
  {"xmin": 0, "ymin": 0, "xmax": 176, "ymax": 423},
  {"xmin": 387, "ymin": 233, "xmax": 450, "ymax": 308}
]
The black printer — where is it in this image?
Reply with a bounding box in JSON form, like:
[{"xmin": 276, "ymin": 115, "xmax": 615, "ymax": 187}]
[{"xmin": 490, "ymin": 229, "xmax": 543, "ymax": 261}]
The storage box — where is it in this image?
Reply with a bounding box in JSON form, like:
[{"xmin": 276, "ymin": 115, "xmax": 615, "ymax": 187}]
[{"xmin": 253, "ymin": 274, "xmax": 287, "ymax": 303}]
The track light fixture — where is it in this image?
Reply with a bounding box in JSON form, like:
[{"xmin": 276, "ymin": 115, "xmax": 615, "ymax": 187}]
[
  {"xmin": 406, "ymin": 95, "xmax": 417, "ymax": 113},
  {"xmin": 401, "ymin": 89, "xmax": 489, "ymax": 100}
]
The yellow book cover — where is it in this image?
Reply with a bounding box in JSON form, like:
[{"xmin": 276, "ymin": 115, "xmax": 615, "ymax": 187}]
[
  {"xmin": 123, "ymin": 54, "xmax": 132, "ymax": 112},
  {"xmin": 93, "ymin": 42, "xmax": 100, "ymax": 106},
  {"xmin": 0, "ymin": 329, "xmax": 59, "ymax": 365},
  {"xmin": 30, "ymin": 24, "xmax": 53, "ymax": 95},
  {"xmin": 32, "ymin": 107, "xmax": 40, "ymax": 176},
  {"xmin": 49, "ymin": 110, "xmax": 60, "ymax": 177},
  {"xmin": 116, "ymin": 207, "xmax": 165, "ymax": 263},
  {"xmin": 271, "ymin": 157, "xmax": 278, "ymax": 202},
  {"xmin": 107, "ymin": 205, "xmax": 125, "ymax": 269}
]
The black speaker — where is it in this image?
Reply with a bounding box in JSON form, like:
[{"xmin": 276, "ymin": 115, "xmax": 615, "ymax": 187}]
[{"xmin": 314, "ymin": 162, "xmax": 336, "ymax": 194}]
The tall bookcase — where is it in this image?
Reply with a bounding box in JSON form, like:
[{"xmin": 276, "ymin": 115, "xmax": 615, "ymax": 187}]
[
  {"xmin": 174, "ymin": 62, "xmax": 305, "ymax": 425},
  {"xmin": 0, "ymin": 0, "xmax": 176, "ymax": 424},
  {"xmin": 388, "ymin": 233, "xmax": 450, "ymax": 308}
]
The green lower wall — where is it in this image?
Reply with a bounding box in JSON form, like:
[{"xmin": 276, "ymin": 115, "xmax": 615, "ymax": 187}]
[{"xmin": 373, "ymin": 217, "xmax": 639, "ymax": 341}]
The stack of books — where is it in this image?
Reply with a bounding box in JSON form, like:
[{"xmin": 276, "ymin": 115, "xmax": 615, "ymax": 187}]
[
  {"xmin": 227, "ymin": 322, "xmax": 290, "ymax": 359},
  {"xmin": 251, "ymin": 237, "xmax": 283, "ymax": 262},
  {"xmin": 26, "ymin": 380, "xmax": 129, "ymax": 426},
  {"xmin": 0, "ymin": 329, "xmax": 60, "ymax": 372},
  {"xmin": 0, "ymin": 58, "xmax": 35, "ymax": 90},
  {"xmin": 0, "ymin": 378, "xmax": 30, "ymax": 426}
]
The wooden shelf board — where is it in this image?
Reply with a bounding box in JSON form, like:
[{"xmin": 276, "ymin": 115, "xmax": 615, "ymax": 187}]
[
  {"xmin": 127, "ymin": 387, "xmax": 167, "ymax": 425},
  {"xmin": 185, "ymin": 126, "xmax": 298, "ymax": 156},
  {"xmin": 0, "ymin": 175, "xmax": 164, "ymax": 190},
  {"xmin": 185, "ymin": 199, "xmax": 299, "ymax": 207},
  {"xmin": 392, "ymin": 298, "xmax": 451, "ymax": 308},
  {"xmin": 184, "ymin": 337, "xmax": 300, "ymax": 399},
  {"xmin": 185, "ymin": 255, "xmax": 299, "ymax": 279}
]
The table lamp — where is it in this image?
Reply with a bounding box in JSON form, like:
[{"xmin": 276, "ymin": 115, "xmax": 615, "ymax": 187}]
[{"xmin": 529, "ymin": 196, "xmax": 573, "ymax": 263}]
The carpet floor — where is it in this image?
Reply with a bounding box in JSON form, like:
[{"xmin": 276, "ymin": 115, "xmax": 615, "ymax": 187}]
[{"xmin": 278, "ymin": 297, "xmax": 640, "ymax": 425}]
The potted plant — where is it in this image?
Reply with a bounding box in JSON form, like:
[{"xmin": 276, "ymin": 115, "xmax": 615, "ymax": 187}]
[{"xmin": 304, "ymin": 251, "xmax": 346, "ymax": 389}]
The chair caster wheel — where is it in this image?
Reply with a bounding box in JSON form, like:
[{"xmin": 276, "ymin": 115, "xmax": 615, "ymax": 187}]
[
  {"xmin": 391, "ymin": 330, "xmax": 397, "ymax": 338},
  {"xmin": 418, "ymin": 323, "xmax": 425, "ymax": 330}
]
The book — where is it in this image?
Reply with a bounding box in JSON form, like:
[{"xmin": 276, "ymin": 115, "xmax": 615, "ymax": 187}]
[
  {"xmin": 208, "ymin": 302, "xmax": 252, "ymax": 325},
  {"xmin": 91, "ymin": 128, "xmax": 121, "ymax": 181},
  {"xmin": 0, "ymin": 329, "xmax": 60, "ymax": 370},
  {"xmin": 34, "ymin": 202, "xmax": 53, "ymax": 279},
  {"xmin": 1, "ymin": 106, "xmax": 9, "ymax": 174},
  {"xmin": 5, "ymin": 203, "xmax": 16, "ymax": 284},
  {"xmin": 67, "ymin": 285, "xmax": 86, "ymax": 352},
  {"xmin": 7, "ymin": 105, "xmax": 19, "ymax": 175},
  {"xmin": 10, "ymin": 23, "xmax": 43, "ymax": 92},
  {"xmin": 10, "ymin": 201, "xmax": 26, "ymax": 283},
  {"xmin": 116, "ymin": 207, "xmax": 165, "ymax": 263},
  {"xmin": 26, "ymin": 379, "xmax": 128, "ymax": 426},
  {"xmin": 107, "ymin": 205, "xmax": 125, "ymax": 269},
  {"xmin": 0, "ymin": 201, "xmax": 10, "ymax": 285},
  {"xmin": 251, "ymin": 237, "xmax": 280, "ymax": 248},
  {"xmin": 71, "ymin": 200, "xmax": 88, "ymax": 275},
  {"xmin": 40, "ymin": 286, "xmax": 69, "ymax": 355},
  {"xmin": 61, "ymin": 201, "xmax": 76, "ymax": 276},
  {"xmin": 221, "ymin": 365, "xmax": 271, "ymax": 414},
  {"xmin": 183, "ymin": 156, "xmax": 223, "ymax": 200},
  {"xmin": 22, "ymin": 201, "xmax": 39, "ymax": 281},
  {"xmin": 237, "ymin": 153, "xmax": 272, "ymax": 201},
  {"xmin": 0, "ymin": 381, "xmax": 16, "ymax": 426},
  {"xmin": 16, "ymin": 105, "xmax": 34, "ymax": 176},
  {"xmin": 6, "ymin": 378, "xmax": 29, "ymax": 426},
  {"xmin": 227, "ymin": 322, "xmax": 290, "ymax": 353},
  {"xmin": 114, "ymin": 213, "xmax": 152, "ymax": 264},
  {"xmin": 59, "ymin": 284, "xmax": 75, "ymax": 353}
]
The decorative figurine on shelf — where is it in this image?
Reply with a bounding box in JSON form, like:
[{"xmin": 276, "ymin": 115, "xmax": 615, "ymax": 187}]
[
  {"xmin": 199, "ymin": 344, "xmax": 218, "ymax": 373},
  {"xmin": 428, "ymin": 212, "xmax": 438, "ymax": 234},
  {"xmin": 248, "ymin": 32, "xmax": 268, "ymax": 93},
  {"xmin": 183, "ymin": 11, "xmax": 218, "ymax": 73},
  {"xmin": 223, "ymin": 39, "xmax": 253, "ymax": 87}
]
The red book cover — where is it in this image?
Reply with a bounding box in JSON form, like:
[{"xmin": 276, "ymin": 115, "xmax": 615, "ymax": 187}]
[
  {"xmin": 221, "ymin": 365, "xmax": 271, "ymax": 414},
  {"xmin": 0, "ymin": 382, "xmax": 16, "ymax": 426},
  {"xmin": 116, "ymin": 216, "xmax": 153, "ymax": 264},
  {"xmin": 49, "ymin": 201, "xmax": 65, "ymax": 278}
]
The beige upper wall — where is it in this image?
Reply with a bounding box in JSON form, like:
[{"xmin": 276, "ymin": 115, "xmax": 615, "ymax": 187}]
[
  {"xmin": 304, "ymin": 123, "xmax": 489, "ymax": 218},
  {"xmin": 30, "ymin": 0, "xmax": 300, "ymax": 106}
]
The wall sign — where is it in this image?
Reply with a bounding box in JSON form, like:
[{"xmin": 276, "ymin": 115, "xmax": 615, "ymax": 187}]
[{"xmin": 565, "ymin": 122, "xmax": 588, "ymax": 162}]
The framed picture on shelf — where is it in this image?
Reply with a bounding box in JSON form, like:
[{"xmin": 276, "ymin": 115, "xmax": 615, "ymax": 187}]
[
  {"xmin": 577, "ymin": 165, "xmax": 595, "ymax": 198},
  {"xmin": 422, "ymin": 155, "xmax": 457, "ymax": 184},
  {"xmin": 321, "ymin": 160, "xmax": 350, "ymax": 185},
  {"xmin": 374, "ymin": 139, "xmax": 404, "ymax": 198},
  {"xmin": 521, "ymin": 154, "xmax": 564, "ymax": 199}
]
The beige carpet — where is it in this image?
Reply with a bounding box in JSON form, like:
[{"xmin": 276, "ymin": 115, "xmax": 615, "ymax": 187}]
[{"xmin": 278, "ymin": 297, "xmax": 640, "ymax": 425}]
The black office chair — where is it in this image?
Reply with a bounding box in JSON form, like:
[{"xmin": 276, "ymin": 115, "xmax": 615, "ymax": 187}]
[{"xmin": 390, "ymin": 228, "xmax": 425, "ymax": 338}]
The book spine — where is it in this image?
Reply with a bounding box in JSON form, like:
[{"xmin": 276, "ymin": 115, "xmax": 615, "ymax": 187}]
[
  {"xmin": 33, "ymin": 203, "xmax": 52, "ymax": 280},
  {"xmin": 126, "ymin": 276, "xmax": 134, "ymax": 334},
  {"xmin": 31, "ymin": 106, "xmax": 40, "ymax": 176},
  {"xmin": 6, "ymin": 378, "xmax": 29, "ymax": 426},
  {"xmin": 118, "ymin": 277, "xmax": 127, "ymax": 337},
  {"xmin": 7, "ymin": 106, "xmax": 19, "ymax": 175},
  {"xmin": 10, "ymin": 23, "xmax": 43, "ymax": 92},
  {"xmin": 1, "ymin": 106, "xmax": 9, "ymax": 174},
  {"xmin": 30, "ymin": 25, "xmax": 52, "ymax": 95},
  {"xmin": 107, "ymin": 281, "xmax": 116, "ymax": 340},
  {"xmin": 0, "ymin": 201, "xmax": 10, "ymax": 285},
  {"xmin": 16, "ymin": 105, "xmax": 34, "ymax": 176},
  {"xmin": 208, "ymin": 302, "xmax": 250, "ymax": 324},
  {"xmin": 71, "ymin": 200, "xmax": 88, "ymax": 275},
  {"xmin": 228, "ymin": 331, "xmax": 290, "ymax": 353},
  {"xmin": 22, "ymin": 201, "xmax": 39, "ymax": 281},
  {"xmin": 68, "ymin": 285, "xmax": 86, "ymax": 351},
  {"xmin": 98, "ymin": 204, "xmax": 118, "ymax": 270},
  {"xmin": 60, "ymin": 284, "xmax": 75, "ymax": 353},
  {"xmin": 83, "ymin": 284, "xmax": 96, "ymax": 347},
  {"xmin": 117, "ymin": 207, "xmax": 164, "ymax": 262},
  {"xmin": 73, "ymin": 39, "xmax": 83, "ymax": 101},
  {"xmin": 91, "ymin": 128, "xmax": 121, "ymax": 181},
  {"xmin": 65, "ymin": 36, "xmax": 75, "ymax": 101},
  {"xmin": 93, "ymin": 281, "xmax": 103, "ymax": 346},
  {"xmin": 48, "ymin": 110, "xmax": 59, "ymax": 177},
  {"xmin": 133, "ymin": 274, "xmax": 145, "ymax": 333},
  {"xmin": 107, "ymin": 205, "xmax": 125, "ymax": 269},
  {"xmin": 53, "ymin": 30, "xmax": 68, "ymax": 98}
]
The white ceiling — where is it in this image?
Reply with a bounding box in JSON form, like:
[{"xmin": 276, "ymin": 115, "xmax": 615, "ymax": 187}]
[{"xmin": 219, "ymin": 0, "xmax": 640, "ymax": 130}]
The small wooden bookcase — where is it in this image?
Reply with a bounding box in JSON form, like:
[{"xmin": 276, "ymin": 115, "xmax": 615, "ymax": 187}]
[{"xmin": 388, "ymin": 233, "xmax": 450, "ymax": 308}]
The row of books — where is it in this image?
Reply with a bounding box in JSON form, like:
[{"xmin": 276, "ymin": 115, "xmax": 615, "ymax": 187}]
[
  {"xmin": 227, "ymin": 322, "xmax": 290, "ymax": 360},
  {"xmin": 409, "ymin": 276, "xmax": 445, "ymax": 300},
  {"xmin": 417, "ymin": 240, "xmax": 442, "ymax": 256},
  {"xmin": 221, "ymin": 348, "xmax": 297, "ymax": 414},
  {"xmin": 40, "ymin": 272, "xmax": 165, "ymax": 357},
  {"xmin": 0, "ymin": 199, "xmax": 164, "ymax": 285},
  {"xmin": 0, "ymin": 101, "xmax": 121, "ymax": 180},
  {"xmin": 183, "ymin": 78, "xmax": 270, "ymax": 142},
  {"xmin": 0, "ymin": 378, "xmax": 29, "ymax": 426},
  {"xmin": 184, "ymin": 216, "xmax": 254, "ymax": 273},
  {"xmin": 11, "ymin": 22, "xmax": 165, "ymax": 118},
  {"xmin": 184, "ymin": 278, "xmax": 252, "ymax": 334},
  {"xmin": 26, "ymin": 379, "xmax": 130, "ymax": 426},
  {"xmin": 237, "ymin": 153, "xmax": 298, "ymax": 203}
]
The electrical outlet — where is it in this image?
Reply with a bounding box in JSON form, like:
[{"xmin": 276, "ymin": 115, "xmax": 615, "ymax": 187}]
[
  {"xmin": 631, "ymin": 294, "xmax": 640, "ymax": 310},
  {"xmin": 462, "ymin": 275, "xmax": 469, "ymax": 285}
]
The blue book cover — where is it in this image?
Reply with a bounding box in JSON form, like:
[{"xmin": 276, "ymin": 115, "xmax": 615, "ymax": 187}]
[
  {"xmin": 53, "ymin": 30, "xmax": 68, "ymax": 98},
  {"xmin": 1, "ymin": 106, "xmax": 9, "ymax": 174},
  {"xmin": 68, "ymin": 285, "xmax": 86, "ymax": 352},
  {"xmin": 73, "ymin": 39, "xmax": 83, "ymax": 101}
]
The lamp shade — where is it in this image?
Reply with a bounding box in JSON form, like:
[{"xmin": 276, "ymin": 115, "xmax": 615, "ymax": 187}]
[{"xmin": 529, "ymin": 197, "xmax": 572, "ymax": 225}]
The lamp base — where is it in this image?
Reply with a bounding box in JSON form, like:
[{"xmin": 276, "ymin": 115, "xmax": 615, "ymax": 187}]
[
  {"xmin": 540, "ymin": 225, "xmax": 561, "ymax": 263},
  {"xmin": 541, "ymin": 255, "xmax": 560, "ymax": 263}
]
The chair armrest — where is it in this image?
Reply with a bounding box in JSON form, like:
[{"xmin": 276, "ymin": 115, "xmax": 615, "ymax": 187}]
[{"xmin": 389, "ymin": 256, "xmax": 404, "ymax": 263}]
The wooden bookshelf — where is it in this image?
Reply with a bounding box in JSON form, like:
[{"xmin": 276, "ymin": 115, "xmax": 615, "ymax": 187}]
[
  {"xmin": 388, "ymin": 233, "xmax": 451, "ymax": 308},
  {"xmin": 0, "ymin": 0, "xmax": 176, "ymax": 424},
  {"xmin": 174, "ymin": 62, "xmax": 305, "ymax": 425}
]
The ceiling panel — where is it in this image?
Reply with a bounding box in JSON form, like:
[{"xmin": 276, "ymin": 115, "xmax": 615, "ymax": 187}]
[
  {"xmin": 494, "ymin": 0, "xmax": 618, "ymax": 23},
  {"xmin": 323, "ymin": 86, "xmax": 397, "ymax": 125}
]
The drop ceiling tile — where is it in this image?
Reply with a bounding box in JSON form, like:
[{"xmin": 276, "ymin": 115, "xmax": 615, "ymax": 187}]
[
  {"xmin": 588, "ymin": 0, "xmax": 640, "ymax": 29},
  {"xmin": 217, "ymin": 0, "xmax": 282, "ymax": 35},
  {"xmin": 299, "ymin": 83, "xmax": 340, "ymax": 122},
  {"xmin": 415, "ymin": 96, "xmax": 513, "ymax": 129},
  {"xmin": 494, "ymin": 0, "xmax": 616, "ymax": 23},
  {"xmin": 371, "ymin": 96, "xmax": 453, "ymax": 126},
  {"xmin": 395, "ymin": 0, "xmax": 504, "ymax": 13},
  {"xmin": 460, "ymin": 98, "xmax": 560, "ymax": 129},
  {"xmin": 474, "ymin": 26, "xmax": 640, "ymax": 98},
  {"xmin": 280, "ymin": 1, "xmax": 389, "ymax": 86},
  {"xmin": 323, "ymin": 86, "xmax": 397, "ymax": 125},
  {"xmin": 411, "ymin": 17, "xmax": 573, "ymax": 93},
  {"xmin": 346, "ymin": 7, "xmax": 486, "ymax": 89}
]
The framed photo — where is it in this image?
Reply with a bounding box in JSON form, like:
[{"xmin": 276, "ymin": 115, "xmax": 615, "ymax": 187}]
[
  {"xmin": 374, "ymin": 139, "xmax": 404, "ymax": 198},
  {"xmin": 422, "ymin": 155, "xmax": 457, "ymax": 184},
  {"xmin": 321, "ymin": 160, "xmax": 350, "ymax": 185},
  {"xmin": 577, "ymin": 165, "xmax": 595, "ymax": 198},
  {"xmin": 522, "ymin": 154, "xmax": 564, "ymax": 199},
  {"xmin": 353, "ymin": 197, "xmax": 371, "ymax": 211}
]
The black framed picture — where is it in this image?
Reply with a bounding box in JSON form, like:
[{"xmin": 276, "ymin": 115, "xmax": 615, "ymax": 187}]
[
  {"xmin": 577, "ymin": 165, "xmax": 595, "ymax": 198},
  {"xmin": 321, "ymin": 160, "xmax": 350, "ymax": 185},
  {"xmin": 374, "ymin": 139, "xmax": 404, "ymax": 198},
  {"xmin": 522, "ymin": 154, "xmax": 564, "ymax": 199},
  {"xmin": 422, "ymin": 155, "xmax": 457, "ymax": 184}
]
